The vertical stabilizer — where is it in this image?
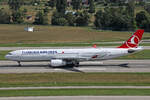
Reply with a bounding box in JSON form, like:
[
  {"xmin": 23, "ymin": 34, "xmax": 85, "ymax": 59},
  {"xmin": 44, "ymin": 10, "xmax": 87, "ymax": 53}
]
[{"xmin": 118, "ymin": 30, "xmax": 144, "ymax": 48}]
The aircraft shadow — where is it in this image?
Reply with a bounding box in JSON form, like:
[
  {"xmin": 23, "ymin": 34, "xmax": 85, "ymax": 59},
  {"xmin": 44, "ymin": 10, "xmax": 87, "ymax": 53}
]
[
  {"xmin": 79, "ymin": 63, "xmax": 129, "ymax": 68},
  {"xmin": 0, "ymin": 64, "xmax": 85, "ymax": 73},
  {"xmin": 0, "ymin": 63, "xmax": 129, "ymax": 73},
  {"xmin": 0, "ymin": 63, "xmax": 129, "ymax": 68},
  {"xmin": 52, "ymin": 66, "xmax": 85, "ymax": 73}
]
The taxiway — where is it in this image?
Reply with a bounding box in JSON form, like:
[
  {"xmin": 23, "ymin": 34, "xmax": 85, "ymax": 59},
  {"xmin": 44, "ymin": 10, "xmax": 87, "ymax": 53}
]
[
  {"xmin": 0, "ymin": 96, "xmax": 150, "ymax": 100},
  {"xmin": 0, "ymin": 60, "xmax": 149, "ymax": 73}
]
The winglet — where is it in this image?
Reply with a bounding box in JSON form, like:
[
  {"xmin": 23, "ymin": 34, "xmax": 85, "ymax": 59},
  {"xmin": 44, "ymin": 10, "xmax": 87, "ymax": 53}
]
[{"xmin": 118, "ymin": 29, "xmax": 144, "ymax": 48}]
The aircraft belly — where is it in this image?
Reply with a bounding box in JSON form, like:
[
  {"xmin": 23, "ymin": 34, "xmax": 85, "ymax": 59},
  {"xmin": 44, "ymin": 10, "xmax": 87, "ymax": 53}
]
[{"xmin": 11, "ymin": 56, "xmax": 20, "ymax": 61}]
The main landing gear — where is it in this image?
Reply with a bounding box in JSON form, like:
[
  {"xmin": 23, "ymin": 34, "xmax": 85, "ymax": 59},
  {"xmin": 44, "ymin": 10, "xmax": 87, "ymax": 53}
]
[
  {"xmin": 70, "ymin": 60, "xmax": 79, "ymax": 67},
  {"xmin": 74, "ymin": 61, "xmax": 79, "ymax": 67}
]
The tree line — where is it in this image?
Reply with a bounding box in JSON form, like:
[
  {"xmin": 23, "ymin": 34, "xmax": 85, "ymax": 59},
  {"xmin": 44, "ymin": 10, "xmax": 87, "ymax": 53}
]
[{"xmin": 0, "ymin": 0, "xmax": 150, "ymax": 31}]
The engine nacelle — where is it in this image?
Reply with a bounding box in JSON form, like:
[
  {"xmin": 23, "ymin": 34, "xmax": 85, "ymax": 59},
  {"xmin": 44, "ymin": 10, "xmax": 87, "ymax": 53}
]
[{"xmin": 50, "ymin": 59, "xmax": 66, "ymax": 67}]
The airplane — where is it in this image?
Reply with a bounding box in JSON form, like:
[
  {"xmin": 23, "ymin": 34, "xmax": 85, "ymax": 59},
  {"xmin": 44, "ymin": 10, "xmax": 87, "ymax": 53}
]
[{"xmin": 5, "ymin": 29, "xmax": 144, "ymax": 67}]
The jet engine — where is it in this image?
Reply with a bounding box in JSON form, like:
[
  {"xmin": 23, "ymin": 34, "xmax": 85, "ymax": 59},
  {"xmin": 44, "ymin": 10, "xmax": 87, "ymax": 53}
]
[{"xmin": 50, "ymin": 59, "xmax": 66, "ymax": 67}]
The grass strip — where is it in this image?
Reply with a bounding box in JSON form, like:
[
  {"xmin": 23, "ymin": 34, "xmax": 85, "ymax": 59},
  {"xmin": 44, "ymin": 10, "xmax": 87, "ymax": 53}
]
[
  {"xmin": 0, "ymin": 24, "xmax": 150, "ymax": 43},
  {"xmin": 0, "ymin": 43, "xmax": 149, "ymax": 47},
  {"xmin": 117, "ymin": 49, "xmax": 150, "ymax": 59},
  {"xmin": 0, "ymin": 73, "xmax": 150, "ymax": 87},
  {"xmin": 0, "ymin": 51, "xmax": 10, "ymax": 60},
  {"xmin": 0, "ymin": 50, "xmax": 150, "ymax": 60},
  {"xmin": 0, "ymin": 88, "xmax": 150, "ymax": 97},
  {"xmin": 0, "ymin": 43, "xmax": 121, "ymax": 47}
]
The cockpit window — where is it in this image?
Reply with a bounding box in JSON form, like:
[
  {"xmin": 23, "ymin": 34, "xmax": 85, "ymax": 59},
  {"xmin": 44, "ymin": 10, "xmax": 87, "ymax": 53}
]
[{"xmin": 8, "ymin": 53, "xmax": 12, "ymax": 55}]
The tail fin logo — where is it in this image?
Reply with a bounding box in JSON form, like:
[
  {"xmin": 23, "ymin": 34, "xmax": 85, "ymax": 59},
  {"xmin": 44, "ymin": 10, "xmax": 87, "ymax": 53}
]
[
  {"xmin": 130, "ymin": 36, "xmax": 136, "ymax": 44},
  {"xmin": 126, "ymin": 35, "xmax": 139, "ymax": 48},
  {"xmin": 118, "ymin": 29, "xmax": 144, "ymax": 48}
]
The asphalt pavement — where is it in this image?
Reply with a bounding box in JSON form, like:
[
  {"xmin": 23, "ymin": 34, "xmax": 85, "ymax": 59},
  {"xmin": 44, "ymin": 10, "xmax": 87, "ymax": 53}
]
[
  {"xmin": 0, "ymin": 60, "xmax": 149, "ymax": 73},
  {"xmin": 0, "ymin": 96, "xmax": 150, "ymax": 100}
]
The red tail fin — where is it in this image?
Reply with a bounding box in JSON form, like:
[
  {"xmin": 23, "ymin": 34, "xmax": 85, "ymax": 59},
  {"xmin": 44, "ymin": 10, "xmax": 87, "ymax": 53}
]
[{"xmin": 118, "ymin": 29, "xmax": 144, "ymax": 48}]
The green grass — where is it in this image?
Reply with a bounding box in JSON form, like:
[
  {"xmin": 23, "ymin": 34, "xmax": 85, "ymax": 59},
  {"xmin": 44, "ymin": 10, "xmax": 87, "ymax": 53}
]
[
  {"xmin": 0, "ymin": 43, "xmax": 120, "ymax": 47},
  {"xmin": 118, "ymin": 50, "xmax": 150, "ymax": 59},
  {"xmin": 140, "ymin": 43, "xmax": 150, "ymax": 46},
  {"xmin": 0, "ymin": 73, "xmax": 150, "ymax": 87},
  {"xmin": 0, "ymin": 88, "xmax": 150, "ymax": 97},
  {"xmin": 0, "ymin": 43, "xmax": 150, "ymax": 47},
  {"xmin": 0, "ymin": 24, "xmax": 150, "ymax": 44},
  {"xmin": 0, "ymin": 50, "xmax": 10, "ymax": 60},
  {"xmin": 0, "ymin": 50, "xmax": 150, "ymax": 60}
]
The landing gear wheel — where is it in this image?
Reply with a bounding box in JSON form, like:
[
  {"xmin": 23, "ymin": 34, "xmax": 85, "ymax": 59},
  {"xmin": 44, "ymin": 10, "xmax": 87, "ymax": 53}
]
[
  {"xmin": 74, "ymin": 62, "xmax": 79, "ymax": 67},
  {"xmin": 17, "ymin": 61, "xmax": 21, "ymax": 67}
]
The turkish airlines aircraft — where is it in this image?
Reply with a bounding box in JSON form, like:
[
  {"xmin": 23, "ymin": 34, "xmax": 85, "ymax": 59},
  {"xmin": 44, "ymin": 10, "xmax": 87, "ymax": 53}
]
[{"xmin": 5, "ymin": 30, "xmax": 144, "ymax": 67}]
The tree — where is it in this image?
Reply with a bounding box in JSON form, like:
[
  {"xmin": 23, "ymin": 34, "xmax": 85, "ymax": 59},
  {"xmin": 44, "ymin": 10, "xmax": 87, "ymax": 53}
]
[
  {"xmin": 51, "ymin": 11, "xmax": 68, "ymax": 26},
  {"xmin": 34, "ymin": 11, "xmax": 48, "ymax": 25},
  {"xmin": 31, "ymin": 0, "xmax": 39, "ymax": 6},
  {"xmin": 145, "ymin": 4, "xmax": 150, "ymax": 14},
  {"xmin": 126, "ymin": 0, "xmax": 135, "ymax": 17},
  {"xmin": 94, "ymin": 8, "xmax": 112, "ymax": 29},
  {"xmin": 11, "ymin": 11, "xmax": 24, "ymax": 24},
  {"xmin": 94, "ymin": 7, "xmax": 136, "ymax": 31},
  {"xmin": 107, "ymin": 0, "xmax": 125, "ymax": 6},
  {"xmin": 72, "ymin": 0, "xmax": 82, "ymax": 10},
  {"xmin": 44, "ymin": 7, "xmax": 49, "ymax": 14},
  {"xmin": 136, "ymin": 11, "xmax": 150, "ymax": 31},
  {"xmin": 8, "ymin": 0, "xmax": 25, "ymax": 24},
  {"xmin": 65, "ymin": 12, "xmax": 76, "ymax": 26},
  {"xmin": 94, "ymin": 10, "xmax": 103, "ymax": 29},
  {"xmin": 89, "ymin": 0, "xmax": 95, "ymax": 13},
  {"xmin": 126, "ymin": 0, "xmax": 136, "ymax": 30},
  {"xmin": 0, "ymin": 9, "xmax": 10, "ymax": 24},
  {"xmin": 104, "ymin": 0, "xmax": 111, "ymax": 4},
  {"xmin": 8, "ymin": 0, "xmax": 24, "ymax": 11},
  {"xmin": 47, "ymin": 0, "xmax": 56, "ymax": 8},
  {"xmin": 76, "ymin": 10, "xmax": 90, "ymax": 26},
  {"xmin": 139, "ymin": 0, "xmax": 145, "ymax": 6},
  {"xmin": 56, "ymin": 0, "xmax": 67, "ymax": 13}
]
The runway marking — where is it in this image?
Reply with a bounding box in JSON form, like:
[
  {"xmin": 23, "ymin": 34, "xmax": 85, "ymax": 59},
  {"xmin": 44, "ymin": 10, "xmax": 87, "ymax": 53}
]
[
  {"xmin": 0, "ymin": 86, "xmax": 150, "ymax": 90},
  {"xmin": 79, "ymin": 68, "xmax": 106, "ymax": 70},
  {"xmin": 54, "ymin": 69, "xmax": 62, "ymax": 71}
]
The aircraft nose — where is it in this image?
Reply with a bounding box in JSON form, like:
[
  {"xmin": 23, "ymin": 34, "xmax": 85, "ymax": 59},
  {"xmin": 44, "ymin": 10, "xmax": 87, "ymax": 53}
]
[
  {"xmin": 5, "ymin": 53, "xmax": 13, "ymax": 60},
  {"xmin": 5, "ymin": 54, "xmax": 11, "ymax": 60}
]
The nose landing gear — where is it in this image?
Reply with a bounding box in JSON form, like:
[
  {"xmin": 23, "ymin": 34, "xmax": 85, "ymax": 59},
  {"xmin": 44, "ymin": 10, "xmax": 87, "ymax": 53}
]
[{"xmin": 17, "ymin": 61, "xmax": 21, "ymax": 66}]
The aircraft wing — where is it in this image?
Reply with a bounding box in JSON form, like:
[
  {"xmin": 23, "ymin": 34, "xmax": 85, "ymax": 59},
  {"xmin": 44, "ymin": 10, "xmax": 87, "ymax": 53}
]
[{"xmin": 52, "ymin": 53, "xmax": 94, "ymax": 60}]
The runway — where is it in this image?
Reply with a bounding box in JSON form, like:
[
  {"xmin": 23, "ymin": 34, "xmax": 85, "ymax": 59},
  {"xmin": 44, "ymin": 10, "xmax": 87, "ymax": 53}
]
[
  {"xmin": 0, "ymin": 60, "xmax": 150, "ymax": 73},
  {"xmin": 0, "ymin": 96, "xmax": 150, "ymax": 100},
  {"xmin": 0, "ymin": 46, "xmax": 150, "ymax": 51}
]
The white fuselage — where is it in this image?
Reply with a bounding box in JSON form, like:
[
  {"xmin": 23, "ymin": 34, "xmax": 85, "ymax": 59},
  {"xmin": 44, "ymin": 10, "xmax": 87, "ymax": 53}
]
[
  {"xmin": 5, "ymin": 47, "xmax": 140, "ymax": 62},
  {"xmin": 5, "ymin": 29, "xmax": 144, "ymax": 67}
]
